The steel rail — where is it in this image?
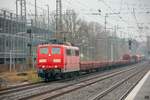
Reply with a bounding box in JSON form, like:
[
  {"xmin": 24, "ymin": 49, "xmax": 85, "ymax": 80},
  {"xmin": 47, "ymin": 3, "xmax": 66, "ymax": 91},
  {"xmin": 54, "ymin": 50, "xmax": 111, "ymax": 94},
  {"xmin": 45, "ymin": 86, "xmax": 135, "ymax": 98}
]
[
  {"xmin": 118, "ymin": 69, "xmax": 148, "ymax": 100},
  {"xmin": 23, "ymin": 65, "xmax": 139, "ymax": 100},
  {"xmin": 0, "ymin": 81, "xmax": 44, "ymax": 96},
  {"xmin": 90, "ymin": 67, "xmax": 148, "ymax": 100}
]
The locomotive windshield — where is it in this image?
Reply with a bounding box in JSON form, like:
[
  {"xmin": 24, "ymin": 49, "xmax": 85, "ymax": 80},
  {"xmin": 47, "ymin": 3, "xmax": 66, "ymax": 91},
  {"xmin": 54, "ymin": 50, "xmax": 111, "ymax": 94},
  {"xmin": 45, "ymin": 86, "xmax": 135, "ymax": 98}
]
[
  {"xmin": 40, "ymin": 48, "xmax": 48, "ymax": 54},
  {"xmin": 52, "ymin": 48, "xmax": 60, "ymax": 54}
]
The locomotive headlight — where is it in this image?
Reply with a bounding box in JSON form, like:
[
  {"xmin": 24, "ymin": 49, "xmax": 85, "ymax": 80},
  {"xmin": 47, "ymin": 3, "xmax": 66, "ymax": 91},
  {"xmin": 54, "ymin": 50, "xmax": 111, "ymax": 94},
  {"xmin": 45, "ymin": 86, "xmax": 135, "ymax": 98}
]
[
  {"xmin": 53, "ymin": 59, "xmax": 61, "ymax": 63},
  {"xmin": 39, "ymin": 59, "xmax": 47, "ymax": 63},
  {"xmin": 54, "ymin": 65, "xmax": 58, "ymax": 68},
  {"xmin": 42, "ymin": 66, "xmax": 45, "ymax": 68}
]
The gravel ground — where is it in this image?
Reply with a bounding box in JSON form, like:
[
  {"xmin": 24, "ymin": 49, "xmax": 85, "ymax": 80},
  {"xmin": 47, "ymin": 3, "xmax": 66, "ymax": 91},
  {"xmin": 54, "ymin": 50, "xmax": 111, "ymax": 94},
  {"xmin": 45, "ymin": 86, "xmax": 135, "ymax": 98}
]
[
  {"xmin": 51, "ymin": 62, "xmax": 147, "ymax": 100},
  {"xmin": 0, "ymin": 68, "xmax": 124, "ymax": 100},
  {"xmin": 0, "ymin": 62, "xmax": 146, "ymax": 100},
  {"xmin": 0, "ymin": 82, "xmax": 67, "ymax": 100},
  {"xmin": 100, "ymin": 66, "xmax": 149, "ymax": 100}
]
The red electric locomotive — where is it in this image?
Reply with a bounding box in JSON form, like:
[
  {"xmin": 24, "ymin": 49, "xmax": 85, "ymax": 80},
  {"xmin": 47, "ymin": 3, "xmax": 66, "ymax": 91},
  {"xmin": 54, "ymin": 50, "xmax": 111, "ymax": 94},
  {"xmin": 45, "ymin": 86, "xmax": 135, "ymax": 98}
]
[{"xmin": 37, "ymin": 43, "xmax": 80, "ymax": 81}]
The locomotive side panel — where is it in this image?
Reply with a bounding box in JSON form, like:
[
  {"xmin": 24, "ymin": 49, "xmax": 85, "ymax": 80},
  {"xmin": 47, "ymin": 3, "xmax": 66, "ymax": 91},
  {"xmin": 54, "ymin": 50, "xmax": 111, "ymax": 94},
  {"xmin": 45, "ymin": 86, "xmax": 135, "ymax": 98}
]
[{"xmin": 62, "ymin": 46, "xmax": 80, "ymax": 72}]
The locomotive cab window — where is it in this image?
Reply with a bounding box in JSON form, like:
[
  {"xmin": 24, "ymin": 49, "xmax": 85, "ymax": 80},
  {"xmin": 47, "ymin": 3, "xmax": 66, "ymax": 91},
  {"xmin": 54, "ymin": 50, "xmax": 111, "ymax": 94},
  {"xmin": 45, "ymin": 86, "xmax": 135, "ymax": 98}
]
[
  {"xmin": 66, "ymin": 49, "xmax": 71, "ymax": 56},
  {"xmin": 52, "ymin": 48, "xmax": 60, "ymax": 54},
  {"xmin": 75, "ymin": 50, "xmax": 79, "ymax": 56},
  {"xmin": 40, "ymin": 48, "xmax": 48, "ymax": 54},
  {"xmin": 71, "ymin": 49, "xmax": 75, "ymax": 56}
]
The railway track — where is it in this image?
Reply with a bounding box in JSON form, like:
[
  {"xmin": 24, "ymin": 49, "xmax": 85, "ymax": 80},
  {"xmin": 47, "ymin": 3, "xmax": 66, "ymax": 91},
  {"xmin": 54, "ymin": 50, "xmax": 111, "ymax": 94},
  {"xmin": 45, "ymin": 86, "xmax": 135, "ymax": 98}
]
[
  {"xmin": 90, "ymin": 66, "xmax": 148, "ymax": 100},
  {"xmin": 0, "ymin": 64, "xmax": 124, "ymax": 94},
  {"xmin": 0, "ymin": 81, "xmax": 44, "ymax": 95},
  {"xmin": 118, "ymin": 67, "xmax": 149, "ymax": 100},
  {"xmin": 0, "ymin": 62, "xmax": 146, "ymax": 100},
  {"xmin": 21, "ymin": 62, "xmax": 146, "ymax": 100},
  {"xmin": 0, "ymin": 65, "xmax": 127, "ymax": 97}
]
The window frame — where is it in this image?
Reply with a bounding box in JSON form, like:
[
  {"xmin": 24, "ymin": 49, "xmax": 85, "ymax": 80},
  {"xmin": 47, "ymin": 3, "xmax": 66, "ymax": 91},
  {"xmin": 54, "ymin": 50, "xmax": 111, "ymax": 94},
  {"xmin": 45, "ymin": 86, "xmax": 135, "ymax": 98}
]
[
  {"xmin": 52, "ymin": 47, "xmax": 61, "ymax": 54},
  {"xmin": 66, "ymin": 49, "xmax": 71, "ymax": 56},
  {"xmin": 40, "ymin": 47, "xmax": 48, "ymax": 54},
  {"xmin": 75, "ymin": 50, "xmax": 79, "ymax": 56}
]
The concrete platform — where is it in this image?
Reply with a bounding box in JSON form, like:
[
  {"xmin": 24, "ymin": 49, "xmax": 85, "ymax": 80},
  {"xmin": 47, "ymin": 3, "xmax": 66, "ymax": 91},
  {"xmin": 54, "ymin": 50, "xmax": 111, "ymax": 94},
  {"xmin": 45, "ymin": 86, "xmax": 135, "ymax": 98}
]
[{"xmin": 125, "ymin": 70, "xmax": 150, "ymax": 100}]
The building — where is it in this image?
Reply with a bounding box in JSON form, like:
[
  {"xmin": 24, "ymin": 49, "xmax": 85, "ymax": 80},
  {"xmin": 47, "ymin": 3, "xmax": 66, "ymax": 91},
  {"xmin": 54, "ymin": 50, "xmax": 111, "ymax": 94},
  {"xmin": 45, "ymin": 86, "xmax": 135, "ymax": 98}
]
[{"xmin": 0, "ymin": 9, "xmax": 52, "ymax": 67}]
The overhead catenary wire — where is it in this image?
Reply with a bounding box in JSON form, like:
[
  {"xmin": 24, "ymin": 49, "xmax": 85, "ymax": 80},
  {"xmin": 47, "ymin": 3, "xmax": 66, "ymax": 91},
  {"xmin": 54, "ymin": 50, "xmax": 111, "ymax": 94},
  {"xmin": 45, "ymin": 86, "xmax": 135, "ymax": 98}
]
[
  {"xmin": 99, "ymin": 0, "xmax": 150, "ymax": 41},
  {"xmin": 100, "ymin": 0, "xmax": 129, "ymax": 25},
  {"xmin": 25, "ymin": 0, "xmax": 149, "ymax": 41},
  {"xmin": 64, "ymin": 0, "xmax": 118, "ymax": 28}
]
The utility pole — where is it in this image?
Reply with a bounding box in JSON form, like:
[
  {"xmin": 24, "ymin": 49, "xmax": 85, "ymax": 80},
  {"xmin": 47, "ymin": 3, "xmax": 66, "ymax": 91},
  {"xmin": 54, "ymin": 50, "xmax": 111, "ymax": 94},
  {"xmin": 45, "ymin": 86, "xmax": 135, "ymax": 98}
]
[
  {"xmin": 104, "ymin": 13, "xmax": 108, "ymax": 33},
  {"xmin": 104, "ymin": 13, "xmax": 108, "ymax": 60},
  {"xmin": 147, "ymin": 36, "xmax": 150, "ymax": 57},
  {"xmin": 16, "ymin": 0, "xmax": 26, "ymax": 21},
  {"xmin": 56, "ymin": 0, "xmax": 63, "ymax": 40},
  {"xmin": 20, "ymin": 0, "xmax": 23, "ymax": 19},
  {"xmin": 110, "ymin": 30, "xmax": 114, "ymax": 61},
  {"xmin": 46, "ymin": 5, "xmax": 50, "ymax": 30},
  {"xmin": 104, "ymin": 13, "xmax": 109, "ymax": 60},
  {"xmin": 16, "ymin": 0, "xmax": 18, "ymax": 20},
  {"xmin": 9, "ymin": 50, "xmax": 12, "ymax": 72},
  {"xmin": 35, "ymin": 0, "xmax": 37, "ymax": 26},
  {"xmin": 103, "ymin": 13, "xmax": 120, "ymax": 60},
  {"xmin": 104, "ymin": 12, "xmax": 120, "ymax": 33},
  {"xmin": 27, "ymin": 27, "xmax": 33, "ymax": 68},
  {"xmin": 114, "ymin": 25, "xmax": 118, "ymax": 60}
]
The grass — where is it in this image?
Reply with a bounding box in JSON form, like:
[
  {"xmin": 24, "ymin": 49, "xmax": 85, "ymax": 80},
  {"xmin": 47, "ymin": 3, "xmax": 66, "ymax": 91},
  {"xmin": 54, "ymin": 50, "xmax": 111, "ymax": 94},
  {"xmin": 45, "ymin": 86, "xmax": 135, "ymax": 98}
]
[
  {"xmin": 0, "ymin": 69, "xmax": 42, "ymax": 84},
  {"xmin": 26, "ymin": 70, "xmax": 42, "ymax": 83}
]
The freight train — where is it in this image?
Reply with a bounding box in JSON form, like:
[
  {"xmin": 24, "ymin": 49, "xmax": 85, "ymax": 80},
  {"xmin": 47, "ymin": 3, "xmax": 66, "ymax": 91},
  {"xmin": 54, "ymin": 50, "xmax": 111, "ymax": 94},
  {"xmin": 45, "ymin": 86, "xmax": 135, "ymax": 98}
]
[{"xmin": 36, "ymin": 42, "xmax": 143, "ymax": 81}]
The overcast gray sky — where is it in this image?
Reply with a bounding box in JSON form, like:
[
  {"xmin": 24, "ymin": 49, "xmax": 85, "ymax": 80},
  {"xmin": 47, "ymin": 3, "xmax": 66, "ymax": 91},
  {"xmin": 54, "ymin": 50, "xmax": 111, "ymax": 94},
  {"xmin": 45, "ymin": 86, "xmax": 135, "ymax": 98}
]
[{"xmin": 0, "ymin": 0, "xmax": 150, "ymax": 41}]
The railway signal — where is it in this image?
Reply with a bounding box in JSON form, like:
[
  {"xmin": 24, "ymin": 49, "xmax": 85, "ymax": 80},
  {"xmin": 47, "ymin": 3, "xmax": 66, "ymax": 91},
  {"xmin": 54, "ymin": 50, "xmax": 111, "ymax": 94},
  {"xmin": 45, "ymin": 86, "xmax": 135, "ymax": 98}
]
[
  {"xmin": 128, "ymin": 40, "xmax": 132, "ymax": 50},
  {"xmin": 27, "ymin": 28, "xmax": 33, "ymax": 68}
]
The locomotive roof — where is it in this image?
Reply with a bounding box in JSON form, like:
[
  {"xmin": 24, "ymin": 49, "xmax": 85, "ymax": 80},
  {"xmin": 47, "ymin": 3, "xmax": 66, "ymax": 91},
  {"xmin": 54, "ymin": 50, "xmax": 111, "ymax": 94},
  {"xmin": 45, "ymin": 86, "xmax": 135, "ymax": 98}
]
[{"xmin": 38, "ymin": 44, "xmax": 79, "ymax": 50}]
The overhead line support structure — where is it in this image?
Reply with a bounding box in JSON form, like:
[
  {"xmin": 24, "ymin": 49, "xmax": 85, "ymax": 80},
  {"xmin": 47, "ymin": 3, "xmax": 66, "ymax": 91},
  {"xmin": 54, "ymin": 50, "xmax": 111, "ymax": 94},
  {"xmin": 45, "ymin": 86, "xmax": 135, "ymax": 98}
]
[
  {"xmin": 56, "ymin": 0, "xmax": 63, "ymax": 40},
  {"xmin": 35, "ymin": 0, "xmax": 37, "ymax": 26},
  {"xmin": 16, "ymin": 0, "xmax": 27, "ymax": 21},
  {"xmin": 103, "ymin": 13, "xmax": 120, "ymax": 60}
]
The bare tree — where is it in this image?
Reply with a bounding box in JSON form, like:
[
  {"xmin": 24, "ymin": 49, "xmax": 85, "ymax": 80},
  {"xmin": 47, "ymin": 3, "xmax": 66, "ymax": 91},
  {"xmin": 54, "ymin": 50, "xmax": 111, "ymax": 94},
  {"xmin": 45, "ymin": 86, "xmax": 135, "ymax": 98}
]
[{"xmin": 62, "ymin": 9, "xmax": 79, "ymax": 42}]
